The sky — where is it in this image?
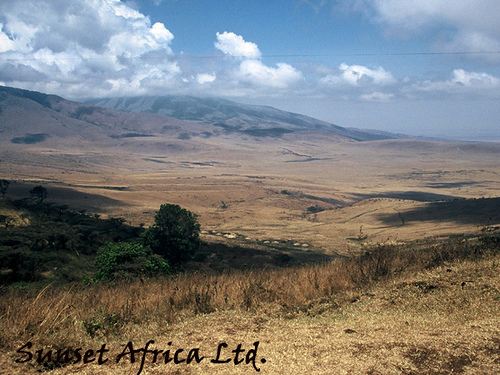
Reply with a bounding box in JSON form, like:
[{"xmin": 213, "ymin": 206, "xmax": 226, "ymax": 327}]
[{"xmin": 0, "ymin": 0, "xmax": 499, "ymax": 141}]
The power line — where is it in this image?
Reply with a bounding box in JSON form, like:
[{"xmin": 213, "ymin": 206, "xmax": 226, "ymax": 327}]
[
  {"xmin": 0, "ymin": 50, "xmax": 499, "ymax": 62},
  {"xmin": 262, "ymin": 51, "xmax": 500, "ymax": 57}
]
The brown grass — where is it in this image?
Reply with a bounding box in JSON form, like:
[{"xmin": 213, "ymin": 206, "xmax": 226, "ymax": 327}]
[
  {"xmin": 1, "ymin": 234, "xmax": 499, "ymax": 374},
  {"xmin": 3, "ymin": 136, "xmax": 500, "ymax": 253}
]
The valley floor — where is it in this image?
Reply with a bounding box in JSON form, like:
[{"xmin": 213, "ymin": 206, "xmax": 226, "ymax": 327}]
[{"xmin": 1, "ymin": 136, "xmax": 500, "ymax": 254}]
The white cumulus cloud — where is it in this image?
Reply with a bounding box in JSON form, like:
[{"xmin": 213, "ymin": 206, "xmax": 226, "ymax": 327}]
[
  {"xmin": 237, "ymin": 60, "xmax": 302, "ymax": 88},
  {"xmin": 321, "ymin": 63, "xmax": 395, "ymax": 86},
  {"xmin": 107, "ymin": 20, "xmax": 174, "ymax": 58},
  {"xmin": 452, "ymin": 69, "xmax": 499, "ymax": 87},
  {"xmin": 196, "ymin": 73, "xmax": 216, "ymax": 84},
  {"xmin": 360, "ymin": 92, "xmax": 394, "ymax": 102},
  {"xmin": 0, "ymin": 23, "xmax": 15, "ymax": 52},
  {"xmin": 215, "ymin": 31, "xmax": 261, "ymax": 59},
  {"xmin": 0, "ymin": 0, "xmax": 178, "ymax": 98},
  {"xmin": 409, "ymin": 69, "xmax": 500, "ymax": 98},
  {"xmin": 213, "ymin": 31, "xmax": 302, "ymax": 93}
]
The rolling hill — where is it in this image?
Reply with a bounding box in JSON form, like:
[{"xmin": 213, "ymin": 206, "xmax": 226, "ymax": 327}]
[
  {"xmin": 0, "ymin": 85, "xmax": 188, "ymax": 144},
  {"xmin": 87, "ymin": 95, "xmax": 401, "ymax": 141},
  {"xmin": 0, "ymin": 85, "xmax": 399, "ymax": 145}
]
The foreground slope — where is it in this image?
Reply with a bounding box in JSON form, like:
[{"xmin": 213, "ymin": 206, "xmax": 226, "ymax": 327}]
[{"xmin": 2, "ymin": 235, "xmax": 500, "ymax": 374}]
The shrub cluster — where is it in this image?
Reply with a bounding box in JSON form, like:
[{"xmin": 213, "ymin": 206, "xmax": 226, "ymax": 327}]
[
  {"xmin": 93, "ymin": 242, "xmax": 171, "ymax": 282},
  {"xmin": 0, "ymin": 185, "xmax": 201, "ymax": 285}
]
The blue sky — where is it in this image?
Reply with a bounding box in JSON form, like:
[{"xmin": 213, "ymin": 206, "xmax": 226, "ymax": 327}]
[{"xmin": 1, "ymin": 0, "xmax": 499, "ymax": 140}]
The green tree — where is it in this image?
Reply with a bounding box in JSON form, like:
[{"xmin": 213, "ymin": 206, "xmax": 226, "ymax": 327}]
[
  {"xmin": 143, "ymin": 203, "xmax": 201, "ymax": 265},
  {"xmin": 30, "ymin": 185, "xmax": 47, "ymax": 203},
  {"xmin": 0, "ymin": 179, "xmax": 10, "ymax": 198},
  {"xmin": 94, "ymin": 242, "xmax": 170, "ymax": 281}
]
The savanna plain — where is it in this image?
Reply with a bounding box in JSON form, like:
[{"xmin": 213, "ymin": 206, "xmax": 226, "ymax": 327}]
[{"xmin": 1, "ymin": 119, "xmax": 500, "ymax": 374}]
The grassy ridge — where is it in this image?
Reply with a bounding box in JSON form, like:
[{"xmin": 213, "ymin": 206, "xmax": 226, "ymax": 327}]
[{"xmin": 1, "ymin": 232, "xmax": 499, "ymax": 373}]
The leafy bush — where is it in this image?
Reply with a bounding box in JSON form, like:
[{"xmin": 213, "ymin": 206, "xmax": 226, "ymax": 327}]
[
  {"xmin": 306, "ymin": 205, "xmax": 325, "ymax": 214},
  {"xmin": 143, "ymin": 203, "xmax": 201, "ymax": 265},
  {"xmin": 94, "ymin": 242, "xmax": 171, "ymax": 282},
  {"xmin": 83, "ymin": 310, "xmax": 128, "ymax": 338}
]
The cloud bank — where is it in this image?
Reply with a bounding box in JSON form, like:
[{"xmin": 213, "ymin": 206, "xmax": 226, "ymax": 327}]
[
  {"xmin": 0, "ymin": 0, "xmax": 498, "ymax": 107},
  {"xmin": 0, "ymin": 0, "xmax": 179, "ymax": 97},
  {"xmin": 351, "ymin": 0, "xmax": 500, "ymax": 59}
]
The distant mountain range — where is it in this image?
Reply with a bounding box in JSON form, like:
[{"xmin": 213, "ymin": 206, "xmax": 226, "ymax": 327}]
[
  {"xmin": 0, "ymin": 85, "xmax": 407, "ymax": 146},
  {"xmin": 87, "ymin": 95, "xmax": 400, "ymax": 141}
]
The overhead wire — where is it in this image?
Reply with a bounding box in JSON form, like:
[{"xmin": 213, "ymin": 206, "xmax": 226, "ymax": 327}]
[{"xmin": 0, "ymin": 50, "xmax": 499, "ymax": 62}]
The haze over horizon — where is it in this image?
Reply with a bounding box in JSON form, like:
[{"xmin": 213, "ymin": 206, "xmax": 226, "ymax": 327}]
[{"xmin": 1, "ymin": 0, "xmax": 499, "ymax": 141}]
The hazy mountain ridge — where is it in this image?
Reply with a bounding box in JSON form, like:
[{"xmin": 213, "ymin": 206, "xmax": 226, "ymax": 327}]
[
  {"xmin": 0, "ymin": 86, "xmax": 187, "ymax": 143},
  {"xmin": 0, "ymin": 85, "xmax": 406, "ymax": 145},
  {"xmin": 87, "ymin": 95, "xmax": 398, "ymax": 141}
]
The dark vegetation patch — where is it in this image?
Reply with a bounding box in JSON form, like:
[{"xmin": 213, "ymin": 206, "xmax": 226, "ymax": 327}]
[
  {"xmin": 69, "ymin": 105, "xmax": 98, "ymax": 119},
  {"xmin": 354, "ymin": 190, "xmax": 463, "ymax": 202},
  {"xmin": 213, "ymin": 122, "xmax": 240, "ymax": 133},
  {"xmin": 188, "ymin": 161, "xmax": 214, "ymax": 166},
  {"xmin": 306, "ymin": 205, "xmax": 326, "ymax": 214},
  {"xmin": 11, "ymin": 133, "xmax": 50, "ymax": 144},
  {"xmin": 242, "ymin": 127, "xmax": 294, "ymax": 137},
  {"xmin": 0, "ymin": 196, "xmax": 142, "ymax": 286},
  {"xmin": 211, "ymin": 123, "xmax": 295, "ymax": 138},
  {"xmin": 143, "ymin": 158, "xmax": 172, "ymax": 164},
  {"xmin": 177, "ymin": 132, "xmax": 191, "ymax": 140},
  {"xmin": 426, "ymin": 181, "xmax": 477, "ymax": 189},
  {"xmin": 110, "ymin": 132, "xmax": 154, "ymax": 139},
  {"xmin": 0, "ymin": 182, "xmax": 334, "ymax": 288},
  {"xmin": 201, "ymin": 131, "xmax": 213, "ymax": 138},
  {"xmin": 286, "ymin": 157, "xmax": 329, "ymax": 162}
]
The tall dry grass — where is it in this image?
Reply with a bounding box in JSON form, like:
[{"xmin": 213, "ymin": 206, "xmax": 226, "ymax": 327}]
[{"xmin": 1, "ymin": 233, "xmax": 498, "ymax": 354}]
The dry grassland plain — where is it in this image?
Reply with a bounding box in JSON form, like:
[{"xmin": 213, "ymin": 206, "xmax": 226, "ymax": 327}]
[
  {"xmin": 1, "ymin": 131, "xmax": 500, "ymax": 374},
  {"xmin": 2, "ymin": 133, "xmax": 499, "ymax": 252}
]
